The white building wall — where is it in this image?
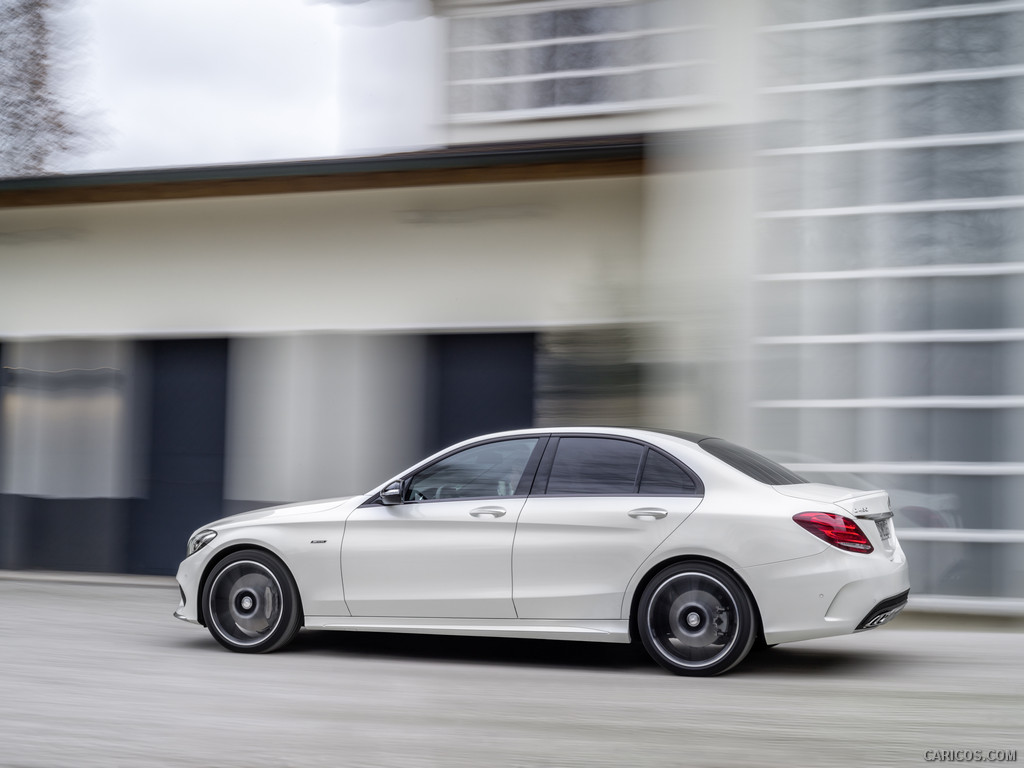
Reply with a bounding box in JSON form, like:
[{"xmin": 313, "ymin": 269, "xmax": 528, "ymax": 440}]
[
  {"xmin": 641, "ymin": 142, "xmax": 757, "ymax": 439},
  {"xmin": 0, "ymin": 177, "xmax": 643, "ymax": 339}
]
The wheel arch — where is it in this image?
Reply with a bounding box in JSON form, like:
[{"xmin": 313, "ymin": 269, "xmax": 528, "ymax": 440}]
[
  {"xmin": 627, "ymin": 554, "xmax": 766, "ymax": 645},
  {"xmin": 195, "ymin": 543, "xmax": 305, "ymax": 629}
]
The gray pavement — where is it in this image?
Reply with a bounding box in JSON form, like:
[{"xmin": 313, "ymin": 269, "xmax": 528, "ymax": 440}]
[{"xmin": 1, "ymin": 573, "xmax": 1021, "ymax": 768}]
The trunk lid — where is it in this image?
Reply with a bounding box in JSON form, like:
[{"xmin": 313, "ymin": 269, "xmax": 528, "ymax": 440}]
[{"xmin": 774, "ymin": 483, "xmax": 897, "ymax": 553}]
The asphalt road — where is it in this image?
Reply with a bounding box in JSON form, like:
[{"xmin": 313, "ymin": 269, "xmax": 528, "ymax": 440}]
[{"xmin": 1, "ymin": 577, "xmax": 1021, "ymax": 768}]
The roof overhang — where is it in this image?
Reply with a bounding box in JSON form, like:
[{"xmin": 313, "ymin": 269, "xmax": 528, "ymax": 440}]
[{"xmin": 0, "ymin": 134, "xmax": 646, "ymax": 208}]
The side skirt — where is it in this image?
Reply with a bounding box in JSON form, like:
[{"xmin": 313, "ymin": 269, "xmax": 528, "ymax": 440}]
[{"xmin": 303, "ymin": 616, "xmax": 631, "ymax": 644}]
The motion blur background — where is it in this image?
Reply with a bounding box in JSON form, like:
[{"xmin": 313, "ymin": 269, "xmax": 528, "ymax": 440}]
[{"xmin": 1, "ymin": 0, "xmax": 1023, "ymax": 612}]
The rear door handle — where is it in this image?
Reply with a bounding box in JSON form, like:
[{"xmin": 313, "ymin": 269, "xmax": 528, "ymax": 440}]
[
  {"xmin": 470, "ymin": 507, "xmax": 506, "ymax": 518},
  {"xmin": 629, "ymin": 508, "xmax": 668, "ymax": 520}
]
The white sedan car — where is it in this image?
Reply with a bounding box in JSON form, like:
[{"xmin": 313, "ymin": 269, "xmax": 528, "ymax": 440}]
[{"xmin": 175, "ymin": 427, "xmax": 909, "ymax": 676}]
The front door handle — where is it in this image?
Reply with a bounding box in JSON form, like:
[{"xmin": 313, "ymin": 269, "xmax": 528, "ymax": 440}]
[
  {"xmin": 470, "ymin": 506, "xmax": 506, "ymax": 518},
  {"xmin": 629, "ymin": 507, "xmax": 668, "ymax": 520}
]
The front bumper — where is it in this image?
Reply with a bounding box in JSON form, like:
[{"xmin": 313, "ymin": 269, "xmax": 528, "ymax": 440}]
[
  {"xmin": 173, "ymin": 608, "xmax": 200, "ymax": 625},
  {"xmin": 173, "ymin": 552, "xmax": 206, "ymax": 625}
]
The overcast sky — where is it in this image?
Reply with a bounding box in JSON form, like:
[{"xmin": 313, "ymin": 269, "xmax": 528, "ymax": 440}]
[{"xmin": 65, "ymin": 0, "xmax": 439, "ymax": 173}]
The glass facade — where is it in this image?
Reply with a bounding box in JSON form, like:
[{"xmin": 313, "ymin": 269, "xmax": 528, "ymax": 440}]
[
  {"xmin": 754, "ymin": 1, "xmax": 1024, "ymax": 600},
  {"xmin": 446, "ymin": 0, "xmax": 712, "ymax": 121}
]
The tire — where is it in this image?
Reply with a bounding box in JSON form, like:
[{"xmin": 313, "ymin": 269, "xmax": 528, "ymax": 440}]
[
  {"xmin": 637, "ymin": 561, "xmax": 757, "ymax": 676},
  {"xmin": 202, "ymin": 549, "xmax": 302, "ymax": 653}
]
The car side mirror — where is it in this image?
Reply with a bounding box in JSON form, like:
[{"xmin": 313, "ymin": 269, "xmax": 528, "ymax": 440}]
[{"xmin": 380, "ymin": 481, "xmax": 403, "ymax": 506}]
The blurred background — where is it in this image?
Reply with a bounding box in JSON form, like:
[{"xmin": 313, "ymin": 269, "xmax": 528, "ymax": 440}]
[{"xmin": 1, "ymin": 0, "xmax": 1023, "ymax": 613}]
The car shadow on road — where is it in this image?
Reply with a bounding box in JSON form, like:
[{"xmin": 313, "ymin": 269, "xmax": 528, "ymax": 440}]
[
  {"xmin": 288, "ymin": 629, "xmax": 660, "ymax": 673},
  {"xmin": 737, "ymin": 643, "xmax": 913, "ymax": 677},
  {"xmin": 281, "ymin": 630, "xmax": 908, "ymax": 677}
]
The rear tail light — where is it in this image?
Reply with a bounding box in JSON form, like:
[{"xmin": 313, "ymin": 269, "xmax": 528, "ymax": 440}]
[{"xmin": 793, "ymin": 511, "xmax": 874, "ymax": 554}]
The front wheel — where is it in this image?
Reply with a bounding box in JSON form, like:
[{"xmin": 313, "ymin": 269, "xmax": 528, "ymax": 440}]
[
  {"xmin": 202, "ymin": 550, "xmax": 301, "ymax": 653},
  {"xmin": 637, "ymin": 561, "xmax": 757, "ymax": 676}
]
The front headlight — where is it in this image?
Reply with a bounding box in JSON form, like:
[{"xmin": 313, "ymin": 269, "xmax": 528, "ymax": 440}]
[{"xmin": 186, "ymin": 529, "xmax": 217, "ymax": 557}]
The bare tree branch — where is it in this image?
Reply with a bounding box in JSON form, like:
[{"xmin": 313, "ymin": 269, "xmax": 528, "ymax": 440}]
[{"xmin": 0, "ymin": 0, "xmax": 79, "ymax": 177}]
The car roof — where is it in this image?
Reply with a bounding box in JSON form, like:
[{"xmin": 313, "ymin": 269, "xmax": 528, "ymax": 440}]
[{"xmin": 460, "ymin": 426, "xmax": 713, "ymax": 445}]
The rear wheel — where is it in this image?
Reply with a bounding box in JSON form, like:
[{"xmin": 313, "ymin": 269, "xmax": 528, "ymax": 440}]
[
  {"xmin": 637, "ymin": 561, "xmax": 756, "ymax": 676},
  {"xmin": 202, "ymin": 550, "xmax": 301, "ymax": 653}
]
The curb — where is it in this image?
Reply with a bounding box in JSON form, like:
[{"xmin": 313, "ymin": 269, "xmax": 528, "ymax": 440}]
[
  {"xmin": 0, "ymin": 569, "xmax": 176, "ymax": 589},
  {"xmin": 892, "ymin": 610, "xmax": 1024, "ymax": 633}
]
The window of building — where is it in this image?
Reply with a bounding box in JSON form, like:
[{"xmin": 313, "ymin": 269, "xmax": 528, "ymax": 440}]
[{"xmin": 446, "ymin": 0, "xmax": 711, "ymax": 122}]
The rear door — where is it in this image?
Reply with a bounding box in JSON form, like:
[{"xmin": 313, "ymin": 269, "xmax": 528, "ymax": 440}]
[{"xmin": 512, "ymin": 436, "xmax": 703, "ymax": 620}]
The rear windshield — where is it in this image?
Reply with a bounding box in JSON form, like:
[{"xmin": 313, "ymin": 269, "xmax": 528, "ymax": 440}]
[{"xmin": 699, "ymin": 438, "xmax": 807, "ymax": 485}]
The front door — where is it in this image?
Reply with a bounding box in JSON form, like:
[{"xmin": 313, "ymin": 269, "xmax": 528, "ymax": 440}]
[{"xmin": 342, "ymin": 436, "xmax": 543, "ymax": 618}]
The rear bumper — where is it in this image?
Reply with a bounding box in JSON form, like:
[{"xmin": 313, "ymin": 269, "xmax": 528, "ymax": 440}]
[
  {"xmin": 856, "ymin": 589, "xmax": 910, "ymax": 631},
  {"xmin": 747, "ymin": 545, "xmax": 910, "ymax": 646}
]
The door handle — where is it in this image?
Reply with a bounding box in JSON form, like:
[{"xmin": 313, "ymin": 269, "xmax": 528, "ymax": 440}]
[
  {"xmin": 629, "ymin": 508, "xmax": 668, "ymax": 520},
  {"xmin": 470, "ymin": 507, "xmax": 506, "ymax": 518}
]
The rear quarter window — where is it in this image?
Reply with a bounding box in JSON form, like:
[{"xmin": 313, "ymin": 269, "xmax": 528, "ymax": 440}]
[{"xmin": 639, "ymin": 449, "xmax": 699, "ymax": 495}]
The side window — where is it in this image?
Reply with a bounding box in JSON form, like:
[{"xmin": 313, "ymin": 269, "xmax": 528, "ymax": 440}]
[
  {"xmin": 406, "ymin": 438, "xmax": 539, "ymax": 501},
  {"xmin": 639, "ymin": 450, "xmax": 698, "ymax": 495},
  {"xmin": 545, "ymin": 437, "xmax": 643, "ymax": 495}
]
